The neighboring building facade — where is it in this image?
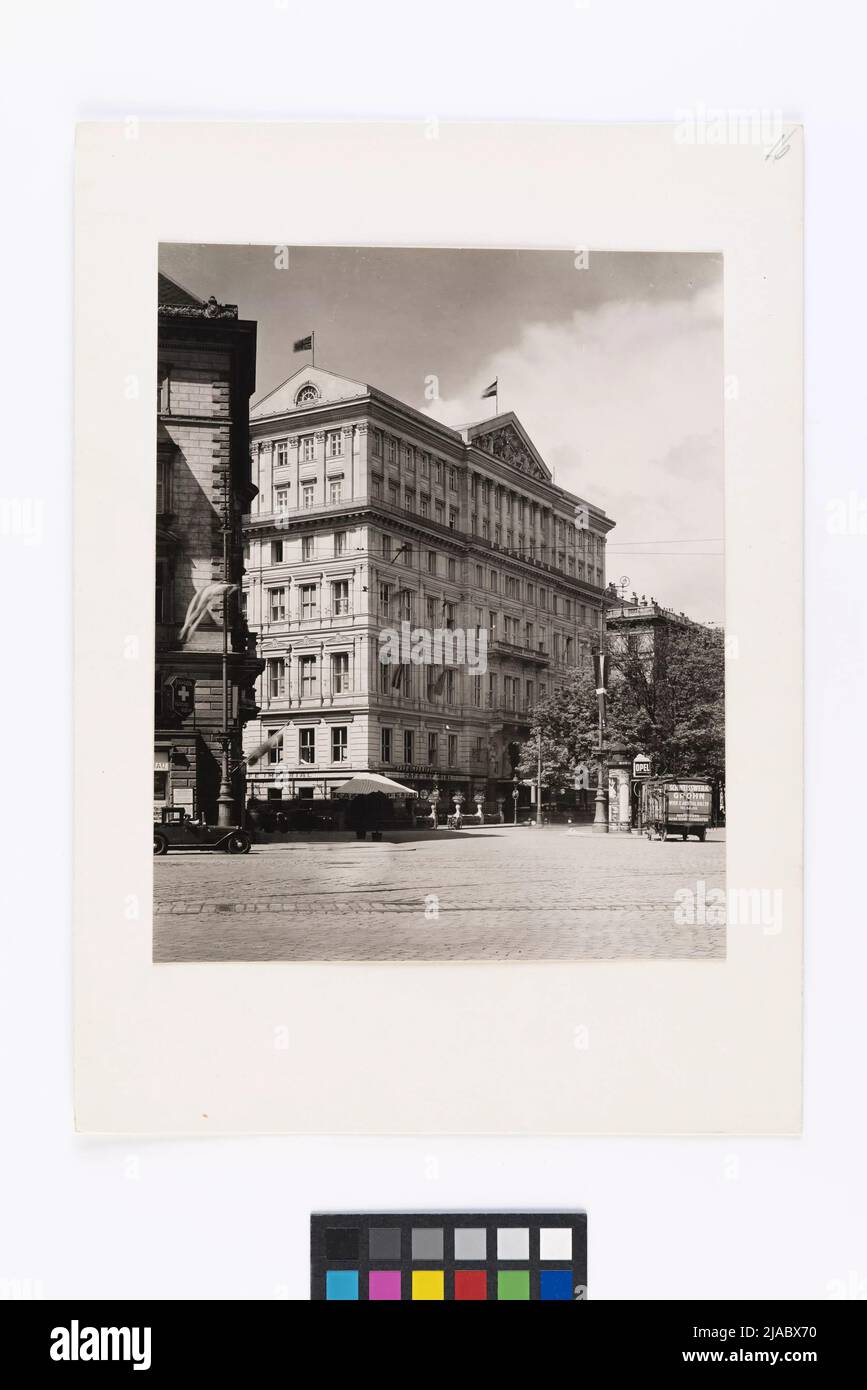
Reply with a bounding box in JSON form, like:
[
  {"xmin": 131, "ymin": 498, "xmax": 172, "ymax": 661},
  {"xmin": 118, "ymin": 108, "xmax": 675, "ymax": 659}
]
[
  {"xmin": 605, "ymin": 591, "xmax": 703, "ymax": 671},
  {"xmin": 242, "ymin": 365, "xmax": 614, "ymax": 805},
  {"xmin": 154, "ymin": 273, "xmax": 263, "ymax": 821}
]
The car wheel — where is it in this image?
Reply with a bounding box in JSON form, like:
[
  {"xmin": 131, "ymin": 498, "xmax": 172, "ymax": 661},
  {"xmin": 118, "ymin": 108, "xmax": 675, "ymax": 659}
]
[
  {"xmin": 153, "ymin": 833, "xmax": 168, "ymax": 856},
  {"xmin": 226, "ymin": 831, "xmax": 251, "ymax": 854}
]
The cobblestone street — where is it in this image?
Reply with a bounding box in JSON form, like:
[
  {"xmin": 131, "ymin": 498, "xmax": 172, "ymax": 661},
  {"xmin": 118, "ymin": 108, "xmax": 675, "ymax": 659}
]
[{"xmin": 153, "ymin": 826, "xmax": 725, "ymax": 961}]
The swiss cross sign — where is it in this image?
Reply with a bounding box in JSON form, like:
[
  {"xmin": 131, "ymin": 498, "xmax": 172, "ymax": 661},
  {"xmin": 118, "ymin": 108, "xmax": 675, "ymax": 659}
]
[{"xmin": 169, "ymin": 675, "xmax": 196, "ymax": 718}]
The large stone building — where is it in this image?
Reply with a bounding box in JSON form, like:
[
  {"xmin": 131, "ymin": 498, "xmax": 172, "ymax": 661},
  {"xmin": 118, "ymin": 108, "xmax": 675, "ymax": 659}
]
[
  {"xmin": 605, "ymin": 590, "xmax": 704, "ymax": 670},
  {"xmin": 241, "ymin": 365, "xmax": 614, "ymax": 806},
  {"xmin": 154, "ymin": 273, "xmax": 263, "ymax": 822}
]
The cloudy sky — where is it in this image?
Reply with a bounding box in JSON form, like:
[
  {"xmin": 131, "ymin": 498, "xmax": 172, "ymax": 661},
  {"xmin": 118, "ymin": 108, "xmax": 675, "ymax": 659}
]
[{"xmin": 160, "ymin": 244, "xmax": 724, "ymax": 622}]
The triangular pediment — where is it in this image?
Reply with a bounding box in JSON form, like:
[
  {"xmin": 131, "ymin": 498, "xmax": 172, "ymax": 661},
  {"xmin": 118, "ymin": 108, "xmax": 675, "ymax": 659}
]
[
  {"xmin": 462, "ymin": 412, "xmax": 552, "ymax": 482},
  {"xmin": 251, "ymin": 365, "xmax": 369, "ymax": 419}
]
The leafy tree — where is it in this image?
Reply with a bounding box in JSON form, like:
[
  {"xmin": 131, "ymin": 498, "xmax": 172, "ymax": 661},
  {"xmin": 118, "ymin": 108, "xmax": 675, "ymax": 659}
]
[{"xmin": 518, "ymin": 623, "xmax": 725, "ymax": 786}]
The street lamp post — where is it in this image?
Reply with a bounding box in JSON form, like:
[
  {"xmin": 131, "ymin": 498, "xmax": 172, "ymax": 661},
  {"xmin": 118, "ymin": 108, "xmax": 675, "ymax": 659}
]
[
  {"xmin": 592, "ymin": 644, "xmax": 609, "ymax": 834},
  {"xmin": 512, "ymin": 771, "xmax": 520, "ymax": 825},
  {"xmin": 216, "ymin": 479, "xmax": 236, "ymax": 829}
]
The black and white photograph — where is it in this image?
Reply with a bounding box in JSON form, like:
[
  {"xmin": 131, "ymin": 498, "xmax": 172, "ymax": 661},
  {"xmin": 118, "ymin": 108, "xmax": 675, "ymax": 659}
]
[{"xmin": 153, "ymin": 243, "xmax": 726, "ymax": 962}]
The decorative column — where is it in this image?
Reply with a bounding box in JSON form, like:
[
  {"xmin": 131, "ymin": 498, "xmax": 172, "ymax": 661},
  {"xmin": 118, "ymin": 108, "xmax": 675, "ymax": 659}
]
[
  {"xmin": 313, "ymin": 430, "xmax": 325, "ymax": 504},
  {"xmin": 355, "ymin": 422, "xmax": 369, "ymax": 502}
]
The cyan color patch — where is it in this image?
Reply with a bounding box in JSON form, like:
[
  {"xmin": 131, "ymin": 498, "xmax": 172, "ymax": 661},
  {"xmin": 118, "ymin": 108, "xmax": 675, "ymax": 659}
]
[{"xmin": 326, "ymin": 1269, "xmax": 359, "ymax": 1300}]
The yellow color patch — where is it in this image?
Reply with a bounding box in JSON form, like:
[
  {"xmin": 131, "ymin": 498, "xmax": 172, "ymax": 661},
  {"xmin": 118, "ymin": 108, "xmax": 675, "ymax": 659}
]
[{"xmin": 412, "ymin": 1270, "xmax": 445, "ymax": 1300}]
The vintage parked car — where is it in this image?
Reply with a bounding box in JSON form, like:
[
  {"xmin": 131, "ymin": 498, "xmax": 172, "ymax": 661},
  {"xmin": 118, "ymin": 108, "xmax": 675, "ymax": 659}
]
[
  {"xmin": 153, "ymin": 807, "xmax": 251, "ymax": 855},
  {"xmin": 639, "ymin": 777, "xmax": 713, "ymax": 841}
]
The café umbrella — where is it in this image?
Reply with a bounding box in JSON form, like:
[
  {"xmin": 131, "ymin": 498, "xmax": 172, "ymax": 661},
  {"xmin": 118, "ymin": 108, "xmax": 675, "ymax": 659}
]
[{"xmin": 332, "ymin": 773, "xmax": 418, "ymax": 798}]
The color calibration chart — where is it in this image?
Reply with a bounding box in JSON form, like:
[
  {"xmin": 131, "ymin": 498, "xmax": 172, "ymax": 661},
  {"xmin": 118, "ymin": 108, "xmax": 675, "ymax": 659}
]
[{"xmin": 311, "ymin": 1212, "xmax": 587, "ymax": 1300}]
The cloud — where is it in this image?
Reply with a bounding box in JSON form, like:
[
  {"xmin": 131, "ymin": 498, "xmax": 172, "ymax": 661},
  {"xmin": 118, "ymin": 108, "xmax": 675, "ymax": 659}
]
[{"xmin": 422, "ymin": 284, "xmax": 725, "ymax": 622}]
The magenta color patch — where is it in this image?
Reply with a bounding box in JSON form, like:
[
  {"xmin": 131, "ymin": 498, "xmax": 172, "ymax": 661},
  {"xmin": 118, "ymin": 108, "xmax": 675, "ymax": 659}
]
[{"xmin": 369, "ymin": 1270, "xmax": 401, "ymax": 1300}]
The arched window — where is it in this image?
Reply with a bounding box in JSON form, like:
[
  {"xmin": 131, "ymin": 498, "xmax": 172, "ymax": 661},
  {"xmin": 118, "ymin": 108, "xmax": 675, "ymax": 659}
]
[{"xmin": 295, "ymin": 383, "xmax": 319, "ymax": 405}]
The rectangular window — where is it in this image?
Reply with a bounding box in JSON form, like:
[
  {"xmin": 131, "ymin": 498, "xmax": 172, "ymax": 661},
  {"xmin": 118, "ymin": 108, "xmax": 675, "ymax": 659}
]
[
  {"xmin": 299, "ymin": 728, "xmax": 315, "ymax": 764},
  {"xmin": 447, "ymin": 733, "xmax": 458, "ymax": 764},
  {"xmin": 445, "ymin": 671, "xmax": 455, "ymax": 704},
  {"xmin": 331, "ymin": 651, "xmax": 350, "ymax": 693},
  {"xmin": 275, "ymin": 486, "xmax": 291, "ymax": 515},
  {"xmin": 300, "ymin": 584, "xmax": 318, "ymax": 620},
  {"xmin": 299, "ymin": 655, "xmax": 317, "ymax": 697},
  {"xmin": 334, "ymin": 530, "xmax": 347, "ymax": 556},
  {"xmin": 448, "ymin": 508, "xmax": 457, "ymax": 530},
  {"xmin": 447, "ymin": 557, "xmax": 456, "ymax": 581},
  {"xmin": 405, "ymin": 445, "xmax": 414, "ymax": 469},
  {"xmin": 302, "ymin": 483, "xmax": 315, "ymax": 508},
  {"xmin": 487, "ymin": 674, "xmax": 497, "ymax": 708},
  {"xmin": 300, "ymin": 435, "xmax": 314, "ymax": 462},
  {"xmin": 372, "ymin": 429, "xmax": 382, "ymax": 458},
  {"xmin": 387, "ymin": 437, "xmax": 396, "ymax": 463},
  {"xmin": 268, "ymin": 658, "xmax": 285, "ymax": 699},
  {"xmin": 435, "ymin": 500, "xmax": 445, "ymax": 524},
  {"xmin": 404, "ymin": 490, "xmax": 415, "ymax": 511},
  {"xmin": 475, "ymin": 565, "xmax": 483, "ymax": 587},
  {"xmin": 155, "ymin": 558, "xmax": 173, "ymax": 623},
  {"xmin": 419, "ymin": 494, "xmax": 429, "ymax": 517},
  {"xmin": 403, "ymin": 729, "xmax": 414, "ymax": 763},
  {"xmin": 400, "ymin": 589, "xmax": 413, "ymax": 621},
  {"xmin": 527, "ymin": 582, "xmax": 535, "ymax": 604},
  {"xmin": 331, "ymin": 580, "xmax": 350, "ymax": 616},
  {"xmin": 388, "ymin": 482, "xmax": 399, "ymax": 506},
  {"xmin": 271, "ymin": 539, "xmax": 283, "ymax": 563},
  {"xmin": 371, "ymin": 475, "xmax": 382, "ymax": 499},
  {"xmin": 420, "ymin": 454, "xmax": 430, "ymax": 478},
  {"xmin": 381, "ymin": 726, "xmax": 393, "ymax": 762},
  {"xmin": 269, "ymin": 587, "xmax": 287, "ymax": 622},
  {"xmin": 301, "ymin": 535, "xmax": 314, "ymax": 560},
  {"xmin": 326, "ymin": 430, "xmax": 343, "ymax": 458},
  {"xmin": 526, "ymin": 679, "xmax": 534, "ymax": 707},
  {"xmin": 382, "ymin": 535, "xmax": 392, "ymax": 561},
  {"xmin": 489, "ymin": 569, "xmax": 497, "ymax": 591},
  {"xmin": 156, "ymin": 453, "xmax": 172, "ymax": 514},
  {"xmin": 331, "ymin": 726, "xmax": 348, "ymax": 762},
  {"xmin": 427, "ymin": 732, "xmax": 438, "ymax": 765},
  {"xmin": 427, "ymin": 550, "xmax": 437, "ymax": 575},
  {"xmin": 474, "ymin": 736, "xmax": 484, "ymax": 759},
  {"xmin": 379, "ymin": 581, "xmax": 391, "ymax": 615},
  {"xmin": 482, "ymin": 519, "xmax": 489, "ymax": 540},
  {"xmin": 448, "ymin": 467, "xmax": 457, "ymax": 491},
  {"xmin": 473, "ymin": 675, "xmax": 482, "ymax": 707},
  {"xmin": 266, "ymin": 728, "xmax": 282, "ymax": 765},
  {"xmin": 276, "ymin": 441, "xmax": 288, "ymax": 468},
  {"xmin": 329, "ymin": 478, "xmax": 343, "ymax": 503}
]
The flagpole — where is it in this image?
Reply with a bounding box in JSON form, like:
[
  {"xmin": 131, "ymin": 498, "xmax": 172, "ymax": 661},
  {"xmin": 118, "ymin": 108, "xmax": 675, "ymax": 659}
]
[{"xmin": 311, "ymin": 331, "xmax": 315, "ymax": 368}]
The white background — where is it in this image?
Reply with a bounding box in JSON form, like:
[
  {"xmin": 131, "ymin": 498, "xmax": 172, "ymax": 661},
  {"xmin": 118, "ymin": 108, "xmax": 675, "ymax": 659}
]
[{"xmin": 1, "ymin": 0, "xmax": 863, "ymax": 1300}]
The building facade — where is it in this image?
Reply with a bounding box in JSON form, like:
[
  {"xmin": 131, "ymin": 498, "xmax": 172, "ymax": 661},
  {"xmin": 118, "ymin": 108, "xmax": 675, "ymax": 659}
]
[
  {"xmin": 605, "ymin": 591, "xmax": 703, "ymax": 670},
  {"xmin": 242, "ymin": 366, "xmax": 614, "ymax": 806},
  {"xmin": 154, "ymin": 274, "xmax": 263, "ymax": 821}
]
